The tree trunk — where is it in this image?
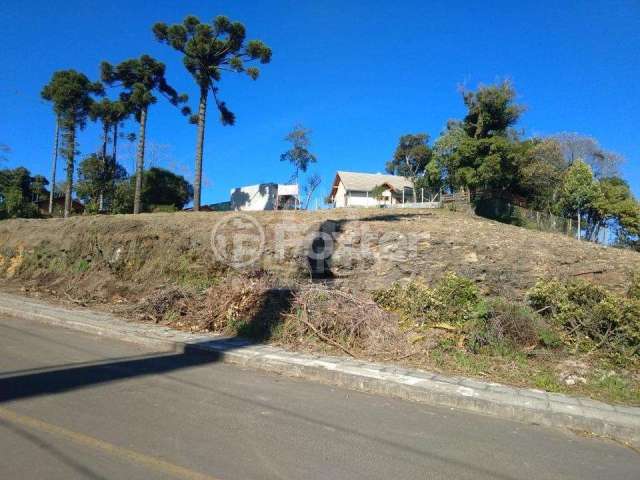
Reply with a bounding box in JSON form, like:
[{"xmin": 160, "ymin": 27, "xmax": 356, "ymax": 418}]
[
  {"xmin": 193, "ymin": 86, "xmax": 208, "ymax": 212},
  {"xmin": 63, "ymin": 124, "xmax": 76, "ymax": 218},
  {"xmin": 110, "ymin": 122, "xmax": 119, "ymax": 212},
  {"xmin": 99, "ymin": 123, "xmax": 109, "ymax": 212},
  {"xmin": 48, "ymin": 117, "xmax": 60, "ymax": 215},
  {"xmin": 577, "ymin": 209, "xmax": 581, "ymax": 240},
  {"xmin": 133, "ymin": 106, "xmax": 148, "ymax": 215}
]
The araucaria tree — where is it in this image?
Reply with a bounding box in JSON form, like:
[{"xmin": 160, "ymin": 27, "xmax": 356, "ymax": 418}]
[
  {"xmin": 101, "ymin": 55, "xmax": 188, "ymax": 214},
  {"xmin": 41, "ymin": 70, "xmax": 103, "ymax": 217},
  {"xmin": 89, "ymin": 98, "xmax": 131, "ymax": 211},
  {"xmin": 386, "ymin": 134, "xmax": 433, "ymax": 201},
  {"xmin": 280, "ymin": 125, "xmax": 317, "ymax": 183},
  {"xmin": 153, "ymin": 15, "xmax": 272, "ymax": 211}
]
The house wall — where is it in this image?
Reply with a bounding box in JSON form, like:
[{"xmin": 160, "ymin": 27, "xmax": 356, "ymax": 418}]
[
  {"xmin": 333, "ymin": 181, "xmax": 348, "ymax": 208},
  {"xmin": 230, "ymin": 184, "xmax": 278, "ymax": 211},
  {"xmin": 345, "ymin": 190, "xmax": 380, "ymax": 207}
]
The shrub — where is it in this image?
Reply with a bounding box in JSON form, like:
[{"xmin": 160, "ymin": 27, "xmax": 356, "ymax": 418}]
[
  {"xmin": 468, "ymin": 299, "xmax": 559, "ymax": 353},
  {"xmin": 528, "ymin": 279, "xmax": 640, "ymax": 361},
  {"xmin": 373, "ymin": 272, "xmax": 482, "ymax": 328}
]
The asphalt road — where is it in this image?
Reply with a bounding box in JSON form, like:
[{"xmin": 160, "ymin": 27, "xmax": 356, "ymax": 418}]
[{"xmin": 0, "ymin": 315, "xmax": 638, "ymax": 480}]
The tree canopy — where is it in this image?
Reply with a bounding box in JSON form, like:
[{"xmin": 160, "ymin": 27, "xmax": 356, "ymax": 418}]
[
  {"xmin": 0, "ymin": 167, "xmax": 46, "ymax": 219},
  {"xmin": 111, "ymin": 167, "xmax": 194, "ymax": 214},
  {"xmin": 153, "ymin": 15, "xmax": 272, "ymax": 211},
  {"xmin": 280, "ymin": 125, "xmax": 317, "ymax": 183},
  {"xmin": 41, "ymin": 70, "xmax": 104, "ymax": 217}
]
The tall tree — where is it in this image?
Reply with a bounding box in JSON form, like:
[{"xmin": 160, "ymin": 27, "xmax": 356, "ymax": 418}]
[
  {"xmin": 433, "ymin": 82, "xmax": 525, "ymax": 193},
  {"xmin": 386, "ymin": 133, "xmax": 433, "ymax": 201},
  {"xmin": 552, "ymin": 132, "xmax": 622, "ymax": 178},
  {"xmin": 516, "ymin": 138, "xmax": 566, "ymax": 211},
  {"xmin": 461, "ymin": 80, "xmax": 524, "ymax": 139},
  {"xmin": 41, "ymin": 70, "xmax": 103, "ymax": 217},
  {"xmin": 280, "ymin": 125, "xmax": 317, "ymax": 183},
  {"xmin": 153, "ymin": 15, "xmax": 272, "ymax": 211},
  {"xmin": 587, "ymin": 177, "xmax": 640, "ymax": 242},
  {"xmin": 101, "ymin": 55, "xmax": 188, "ymax": 214},
  {"xmin": 47, "ymin": 119, "xmax": 59, "ymax": 214},
  {"xmin": 89, "ymin": 98, "xmax": 131, "ymax": 211},
  {"xmin": 558, "ymin": 160, "xmax": 602, "ymax": 239},
  {"xmin": 40, "ymin": 82, "xmax": 61, "ymax": 214}
]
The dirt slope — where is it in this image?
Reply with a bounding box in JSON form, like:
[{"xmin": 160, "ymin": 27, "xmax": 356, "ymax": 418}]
[{"xmin": 0, "ymin": 208, "xmax": 637, "ymax": 301}]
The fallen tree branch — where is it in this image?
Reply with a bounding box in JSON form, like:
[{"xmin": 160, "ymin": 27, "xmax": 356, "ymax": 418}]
[
  {"xmin": 297, "ymin": 306, "xmax": 357, "ymax": 357},
  {"xmin": 570, "ymin": 270, "xmax": 605, "ymax": 277}
]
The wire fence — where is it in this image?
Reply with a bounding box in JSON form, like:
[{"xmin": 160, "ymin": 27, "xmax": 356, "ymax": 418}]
[{"xmin": 473, "ymin": 197, "xmax": 614, "ymax": 244}]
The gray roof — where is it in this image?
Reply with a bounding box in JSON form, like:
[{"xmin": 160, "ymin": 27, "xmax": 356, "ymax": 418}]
[{"xmin": 335, "ymin": 171, "xmax": 413, "ymax": 192}]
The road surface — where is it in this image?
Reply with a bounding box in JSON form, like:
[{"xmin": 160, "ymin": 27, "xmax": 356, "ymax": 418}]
[{"xmin": 0, "ymin": 315, "xmax": 638, "ymax": 479}]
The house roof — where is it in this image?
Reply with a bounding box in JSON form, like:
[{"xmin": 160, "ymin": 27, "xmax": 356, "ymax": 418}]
[{"xmin": 332, "ymin": 171, "xmax": 413, "ymax": 192}]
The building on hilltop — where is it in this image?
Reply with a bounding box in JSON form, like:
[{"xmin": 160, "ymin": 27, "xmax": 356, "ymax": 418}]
[
  {"xmin": 327, "ymin": 171, "xmax": 416, "ymax": 208},
  {"xmin": 230, "ymin": 183, "xmax": 299, "ymax": 211}
]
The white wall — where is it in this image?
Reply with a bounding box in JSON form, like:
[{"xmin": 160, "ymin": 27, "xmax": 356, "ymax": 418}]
[
  {"xmin": 333, "ymin": 181, "xmax": 348, "ymax": 208},
  {"xmin": 332, "ymin": 181, "xmax": 399, "ymax": 208},
  {"xmin": 230, "ymin": 184, "xmax": 277, "ymax": 211}
]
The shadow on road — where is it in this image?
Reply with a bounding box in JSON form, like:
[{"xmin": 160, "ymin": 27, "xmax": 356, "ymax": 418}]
[
  {"xmin": 0, "ymin": 320, "xmax": 525, "ymax": 480},
  {"xmin": 0, "ymin": 340, "xmax": 238, "ymax": 404}
]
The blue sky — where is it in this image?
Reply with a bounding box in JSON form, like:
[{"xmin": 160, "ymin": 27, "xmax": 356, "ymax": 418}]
[{"xmin": 1, "ymin": 0, "xmax": 638, "ymax": 206}]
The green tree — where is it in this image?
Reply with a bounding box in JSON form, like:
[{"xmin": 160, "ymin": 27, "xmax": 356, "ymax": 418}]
[
  {"xmin": 41, "ymin": 70, "xmax": 103, "ymax": 217},
  {"xmin": 101, "ymin": 55, "xmax": 188, "ymax": 214},
  {"xmin": 76, "ymin": 154, "xmax": 128, "ymax": 212},
  {"xmin": 111, "ymin": 167, "xmax": 193, "ymax": 214},
  {"xmin": 461, "ymin": 80, "xmax": 525, "ymax": 139},
  {"xmin": 516, "ymin": 138, "xmax": 566, "ymax": 211},
  {"xmin": 280, "ymin": 125, "xmax": 317, "ymax": 183},
  {"xmin": 433, "ymin": 83, "xmax": 526, "ymax": 194},
  {"xmin": 558, "ymin": 160, "xmax": 602, "ymax": 239},
  {"xmin": 386, "ymin": 133, "xmax": 433, "ymax": 200},
  {"xmin": 153, "ymin": 15, "xmax": 272, "ymax": 211},
  {"xmin": 0, "ymin": 167, "xmax": 42, "ymax": 219},
  {"xmin": 588, "ymin": 177, "xmax": 640, "ymax": 242},
  {"xmin": 30, "ymin": 175, "xmax": 50, "ymax": 203},
  {"xmin": 89, "ymin": 98, "xmax": 131, "ymax": 210}
]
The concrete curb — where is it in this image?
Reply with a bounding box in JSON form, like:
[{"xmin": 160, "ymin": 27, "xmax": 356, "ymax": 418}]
[{"xmin": 1, "ymin": 291, "xmax": 639, "ymax": 447}]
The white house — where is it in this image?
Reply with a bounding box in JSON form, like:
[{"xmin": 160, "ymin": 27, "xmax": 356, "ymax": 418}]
[
  {"xmin": 230, "ymin": 183, "xmax": 299, "ymax": 211},
  {"xmin": 328, "ymin": 171, "xmax": 415, "ymax": 208}
]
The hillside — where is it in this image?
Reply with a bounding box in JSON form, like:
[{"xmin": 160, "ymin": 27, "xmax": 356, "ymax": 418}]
[
  {"xmin": 1, "ymin": 208, "xmax": 639, "ymax": 405},
  {"xmin": 0, "ymin": 208, "xmax": 637, "ymax": 300}
]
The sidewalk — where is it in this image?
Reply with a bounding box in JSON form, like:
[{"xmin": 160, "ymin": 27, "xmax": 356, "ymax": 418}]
[{"xmin": 0, "ymin": 291, "xmax": 638, "ymax": 448}]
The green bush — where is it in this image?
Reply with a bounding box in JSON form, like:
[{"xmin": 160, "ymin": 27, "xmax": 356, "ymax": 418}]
[
  {"xmin": 528, "ymin": 279, "xmax": 640, "ymax": 361},
  {"xmin": 373, "ymin": 272, "xmax": 483, "ymax": 328},
  {"xmin": 468, "ymin": 299, "xmax": 560, "ymax": 353}
]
